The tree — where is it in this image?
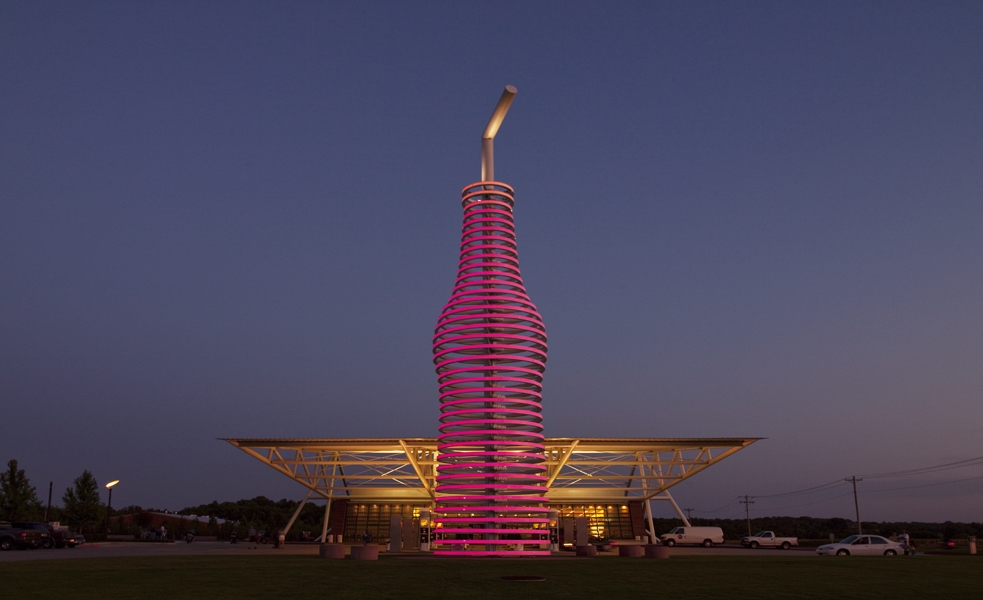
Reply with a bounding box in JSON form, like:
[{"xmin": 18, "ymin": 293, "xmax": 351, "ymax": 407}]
[
  {"xmin": 62, "ymin": 471, "xmax": 104, "ymax": 535},
  {"xmin": 0, "ymin": 459, "xmax": 42, "ymax": 521}
]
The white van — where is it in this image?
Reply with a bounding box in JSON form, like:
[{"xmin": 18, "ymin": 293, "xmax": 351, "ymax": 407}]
[{"xmin": 660, "ymin": 526, "xmax": 725, "ymax": 547}]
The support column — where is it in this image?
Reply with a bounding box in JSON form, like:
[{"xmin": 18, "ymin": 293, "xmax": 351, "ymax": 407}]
[
  {"xmin": 575, "ymin": 517, "xmax": 589, "ymax": 547},
  {"xmin": 644, "ymin": 495, "xmax": 657, "ymax": 545},
  {"xmin": 321, "ymin": 498, "xmax": 332, "ymax": 542},
  {"xmin": 663, "ymin": 490, "xmax": 691, "ymax": 527},
  {"xmin": 627, "ymin": 501, "xmax": 646, "ymax": 540},
  {"xmin": 638, "ymin": 453, "xmax": 658, "ymax": 544},
  {"xmin": 389, "ymin": 515, "xmax": 403, "ymax": 552},
  {"xmin": 330, "ymin": 499, "xmax": 349, "ymax": 543},
  {"xmin": 320, "ymin": 458, "xmax": 338, "ymax": 542},
  {"xmin": 281, "ymin": 489, "xmax": 314, "ymax": 540}
]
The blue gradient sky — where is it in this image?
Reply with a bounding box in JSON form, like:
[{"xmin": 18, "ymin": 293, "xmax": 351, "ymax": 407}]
[{"xmin": 2, "ymin": 1, "xmax": 981, "ymax": 522}]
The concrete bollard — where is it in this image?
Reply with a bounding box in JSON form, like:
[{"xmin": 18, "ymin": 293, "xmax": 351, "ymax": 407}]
[
  {"xmin": 350, "ymin": 545, "xmax": 380, "ymax": 560},
  {"xmin": 970, "ymin": 536, "xmax": 977, "ymax": 555},
  {"xmin": 319, "ymin": 544, "xmax": 347, "ymax": 559},
  {"xmin": 576, "ymin": 545, "xmax": 598, "ymax": 557},
  {"xmin": 644, "ymin": 544, "xmax": 670, "ymax": 559},
  {"xmin": 619, "ymin": 545, "xmax": 643, "ymax": 557}
]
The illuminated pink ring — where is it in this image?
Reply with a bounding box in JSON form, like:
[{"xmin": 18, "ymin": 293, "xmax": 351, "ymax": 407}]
[
  {"xmin": 432, "ymin": 181, "xmax": 549, "ymax": 556},
  {"xmin": 435, "ymin": 506, "xmax": 551, "ymax": 513}
]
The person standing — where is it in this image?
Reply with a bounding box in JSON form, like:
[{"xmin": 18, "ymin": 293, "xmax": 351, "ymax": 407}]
[{"xmin": 899, "ymin": 530, "xmax": 911, "ymax": 555}]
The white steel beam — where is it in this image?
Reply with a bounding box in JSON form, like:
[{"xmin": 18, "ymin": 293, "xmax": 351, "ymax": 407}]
[
  {"xmin": 651, "ymin": 491, "xmax": 691, "ymax": 527},
  {"xmin": 281, "ymin": 488, "xmax": 314, "ymax": 537},
  {"xmin": 545, "ymin": 440, "xmax": 580, "ymax": 488},
  {"xmin": 637, "ymin": 453, "xmax": 658, "ymax": 544},
  {"xmin": 398, "ymin": 439, "xmax": 434, "ymax": 498},
  {"xmin": 320, "ymin": 457, "xmax": 338, "ymax": 542}
]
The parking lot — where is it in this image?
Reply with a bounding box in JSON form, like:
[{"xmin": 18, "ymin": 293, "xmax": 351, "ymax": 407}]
[{"xmin": 0, "ymin": 541, "xmax": 816, "ymax": 563}]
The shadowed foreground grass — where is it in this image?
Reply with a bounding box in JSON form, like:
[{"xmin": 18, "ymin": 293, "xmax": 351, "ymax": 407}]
[{"xmin": 1, "ymin": 555, "xmax": 978, "ymax": 599}]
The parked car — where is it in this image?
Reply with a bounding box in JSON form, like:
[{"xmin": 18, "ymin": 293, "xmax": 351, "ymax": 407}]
[
  {"xmin": 0, "ymin": 521, "xmax": 44, "ymax": 550},
  {"xmin": 741, "ymin": 531, "xmax": 799, "ymax": 550},
  {"xmin": 660, "ymin": 526, "xmax": 725, "ymax": 547},
  {"xmin": 11, "ymin": 522, "xmax": 53, "ymax": 549},
  {"xmin": 816, "ymin": 535, "xmax": 904, "ymax": 556},
  {"xmin": 49, "ymin": 528, "xmax": 85, "ymax": 548}
]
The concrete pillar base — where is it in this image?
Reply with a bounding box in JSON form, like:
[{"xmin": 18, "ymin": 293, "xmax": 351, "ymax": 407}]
[
  {"xmin": 619, "ymin": 545, "xmax": 643, "ymax": 557},
  {"xmin": 318, "ymin": 544, "xmax": 347, "ymax": 559},
  {"xmin": 350, "ymin": 545, "xmax": 379, "ymax": 560},
  {"xmin": 644, "ymin": 544, "xmax": 670, "ymax": 559}
]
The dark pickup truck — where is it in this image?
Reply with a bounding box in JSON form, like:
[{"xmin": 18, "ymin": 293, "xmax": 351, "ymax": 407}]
[
  {"xmin": 0, "ymin": 521, "xmax": 44, "ymax": 550},
  {"xmin": 48, "ymin": 527, "xmax": 85, "ymax": 548},
  {"xmin": 11, "ymin": 522, "xmax": 57, "ymax": 549}
]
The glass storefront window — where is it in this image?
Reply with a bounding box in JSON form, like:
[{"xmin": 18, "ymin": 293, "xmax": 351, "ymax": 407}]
[
  {"xmin": 344, "ymin": 503, "xmax": 634, "ymax": 543},
  {"xmin": 553, "ymin": 504, "xmax": 633, "ymax": 540},
  {"xmin": 344, "ymin": 504, "xmax": 423, "ymax": 543}
]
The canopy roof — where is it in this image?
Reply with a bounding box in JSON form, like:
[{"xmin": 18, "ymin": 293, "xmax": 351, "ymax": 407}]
[{"xmin": 224, "ymin": 437, "xmax": 760, "ymax": 503}]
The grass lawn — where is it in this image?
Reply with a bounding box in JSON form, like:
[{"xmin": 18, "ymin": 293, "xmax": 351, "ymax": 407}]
[{"xmin": 1, "ymin": 554, "xmax": 978, "ymax": 599}]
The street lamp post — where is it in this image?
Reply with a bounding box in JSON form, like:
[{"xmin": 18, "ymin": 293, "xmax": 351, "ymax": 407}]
[{"xmin": 105, "ymin": 480, "xmax": 120, "ymax": 534}]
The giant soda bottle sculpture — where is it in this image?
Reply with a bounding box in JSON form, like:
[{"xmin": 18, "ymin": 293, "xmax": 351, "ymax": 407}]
[{"xmin": 432, "ymin": 86, "xmax": 550, "ymax": 556}]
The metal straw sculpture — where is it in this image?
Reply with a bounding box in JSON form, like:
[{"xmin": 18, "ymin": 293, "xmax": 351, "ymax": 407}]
[{"xmin": 432, "ymin": 86, "xmax": 551, "ymax": 556}]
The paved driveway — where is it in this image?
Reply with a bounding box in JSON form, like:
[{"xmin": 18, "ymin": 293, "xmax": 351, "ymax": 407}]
[
  {"xmin": 0, "ymin": 541, "xmax": 318, "ymax": 563},
  {"xmin": 0, "ymin": 542, "xmax": 816, "ymax": 563},
  {"xmin": 650, "ymin": 544, "xmax": 814, "ymax": 557}
]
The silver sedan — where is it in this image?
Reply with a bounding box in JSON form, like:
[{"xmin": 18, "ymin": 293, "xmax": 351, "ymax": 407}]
[{"xmin": 816, "ymin": 535, "xmax": 904, "ymax": 556}]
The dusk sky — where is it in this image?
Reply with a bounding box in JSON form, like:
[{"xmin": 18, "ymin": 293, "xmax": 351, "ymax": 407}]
[{"xmin": 2, "ymin": 1, "xmax": 981, "ymax": 522}]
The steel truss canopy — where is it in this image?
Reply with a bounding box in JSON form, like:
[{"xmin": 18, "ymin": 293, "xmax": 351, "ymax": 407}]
[{"xmin": 224, "ymin": 437, "xmax": 759, "ymax": 504}]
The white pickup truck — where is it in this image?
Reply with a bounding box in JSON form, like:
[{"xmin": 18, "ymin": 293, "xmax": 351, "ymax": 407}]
[{"xmin": 741, "ymin": 531, "xmax": 798, "ymax": 549}]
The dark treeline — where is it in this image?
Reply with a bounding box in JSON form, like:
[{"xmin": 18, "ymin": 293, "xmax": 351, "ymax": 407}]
[
  {"xmin": 1, "ymin": 458, "xmax": 330, "ymax": 541},
  {"xmin": 115, "ymin": 497, "xmax": 328, "ymax": 541},
  {"xmin": 0, "ymin": 460, "xmax": 104, "ymax": 538},
  {"xmin": 652, "ymin": 516, "xmax": 983, "ymax": 541},
  {"xmin": 179, "ymin": 497, "xmax": 327, "ymax": 538}
]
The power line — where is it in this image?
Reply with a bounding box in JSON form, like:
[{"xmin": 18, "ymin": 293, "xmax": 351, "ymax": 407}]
[
  {"xmin": 693, "ymin": 456, "xmax": 983, "ymax": 520},
  {"xmin": 757, "ymin": 490, "xmax": 856, "ymax": 513},
  {"xmin": 740, "ymin": 455, "xmax": 983, "ymax": 506},
  {"xmin": 754, "ymin": 479, "xmax": 846, "ymax": 499},
  {"xmin": 712, "ymin": 473, "xmax": 983, "ymax": 517},
  {"xmin": 862, "ymin": 472, "xmax": 983, "ymax": 493},
  {"xmin": 692, "ymin": 498, "xmax": 742, "ymax": 515},
  {"xmin": 859, "ymin": 455, "xmax": 983, "ymax": 480}
]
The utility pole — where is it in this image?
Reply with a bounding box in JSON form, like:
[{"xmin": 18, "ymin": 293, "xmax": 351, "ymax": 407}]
[
  {"xmin": 684, "ymin": 508, "xmax": 694, "ymax": 521},
  {"xmin": 739, "ymin": 495, "xmax": 755, "ymax": 537},
  {"xmin": 845, "ymin": 476, "xmax": 863, "ymax": 534},
  {"xmin": 44, "ymin": 482, "xmax": 52, "ymax": 522}
]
